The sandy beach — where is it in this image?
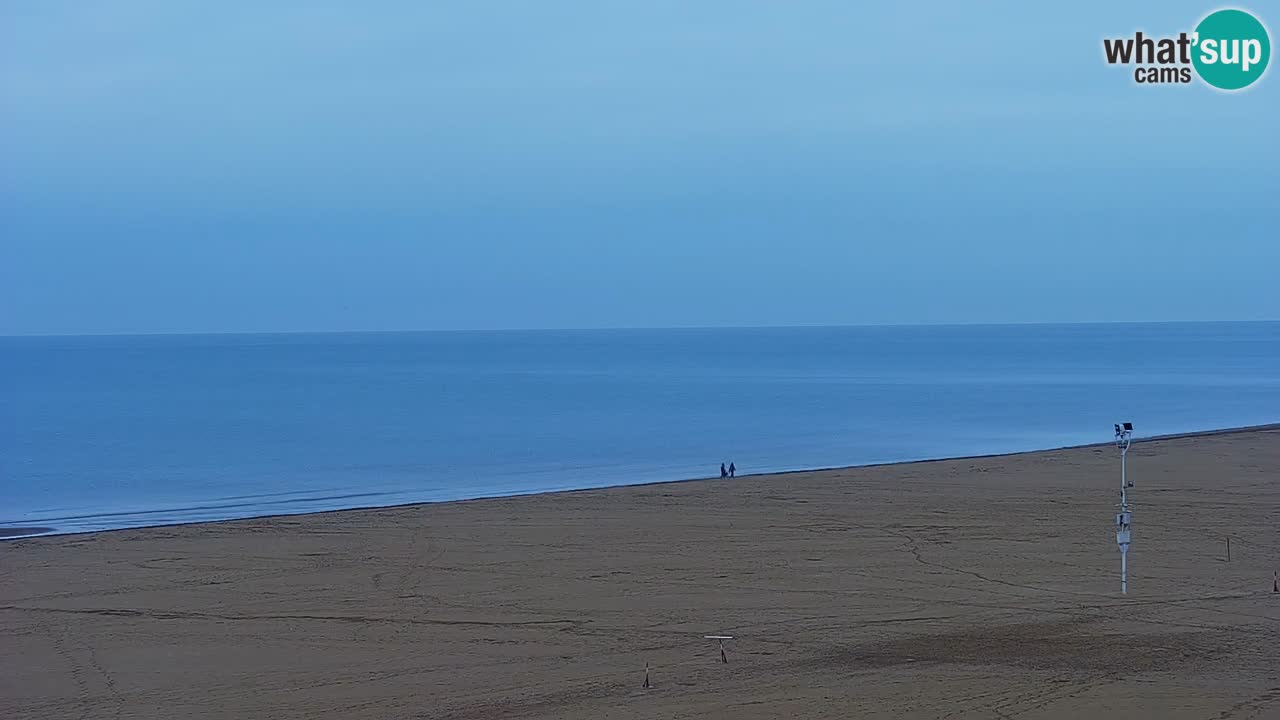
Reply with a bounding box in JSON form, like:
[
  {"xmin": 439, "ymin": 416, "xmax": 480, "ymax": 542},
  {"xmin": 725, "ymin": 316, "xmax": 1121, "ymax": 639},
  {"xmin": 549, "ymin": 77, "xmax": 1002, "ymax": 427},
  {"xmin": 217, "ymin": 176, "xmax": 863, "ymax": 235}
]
[{"xmin": 2, "ymin": 427, "xmax": 1278, "ymax": 719}]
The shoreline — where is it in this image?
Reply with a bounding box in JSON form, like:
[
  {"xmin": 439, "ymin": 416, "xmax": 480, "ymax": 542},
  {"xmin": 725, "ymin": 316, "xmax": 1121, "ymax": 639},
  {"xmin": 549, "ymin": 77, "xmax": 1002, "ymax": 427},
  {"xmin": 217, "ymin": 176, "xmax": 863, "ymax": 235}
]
[{"xmin": 6, "ymin": 420, "xmax": 1276, "ymax": 542}]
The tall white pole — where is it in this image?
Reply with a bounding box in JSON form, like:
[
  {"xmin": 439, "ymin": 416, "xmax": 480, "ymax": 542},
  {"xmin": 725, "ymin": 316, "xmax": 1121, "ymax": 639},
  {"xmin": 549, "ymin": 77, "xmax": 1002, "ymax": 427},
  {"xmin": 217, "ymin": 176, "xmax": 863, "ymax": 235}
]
[
  {"xmin": 1120, "ymin": 442, "xmax": 1127, "ymax": 595},
  {"xmin": 1115, "ymin": 424, "xmax": 1132, "ymax": 595}
]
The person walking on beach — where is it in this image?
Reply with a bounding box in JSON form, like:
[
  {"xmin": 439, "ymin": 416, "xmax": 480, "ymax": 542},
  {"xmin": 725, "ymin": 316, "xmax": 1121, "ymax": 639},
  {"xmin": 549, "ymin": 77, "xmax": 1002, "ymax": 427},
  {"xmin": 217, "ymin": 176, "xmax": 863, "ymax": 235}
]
[
  {"xmin": 720, "ymin": 463, "xmax": 728, "ymax": 479},
  {"xmin": 729, "ymin": 462, "xmax": 736, "ymax": 478}
]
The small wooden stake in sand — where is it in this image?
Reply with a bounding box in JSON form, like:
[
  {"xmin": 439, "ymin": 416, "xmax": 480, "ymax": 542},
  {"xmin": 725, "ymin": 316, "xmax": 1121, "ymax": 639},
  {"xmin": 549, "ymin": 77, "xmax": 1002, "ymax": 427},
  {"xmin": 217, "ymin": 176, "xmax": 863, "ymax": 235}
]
[
  {"xmin": 705, "ymin": 635, "xmax": 733, "ymax": 663},
  {"xmin": 643, "ymin": 662, "xmax": 650, "ymax": 689},
  {"xmin": 1226, "ymin": 536, "xmax": 1231, "ymax": 562}
]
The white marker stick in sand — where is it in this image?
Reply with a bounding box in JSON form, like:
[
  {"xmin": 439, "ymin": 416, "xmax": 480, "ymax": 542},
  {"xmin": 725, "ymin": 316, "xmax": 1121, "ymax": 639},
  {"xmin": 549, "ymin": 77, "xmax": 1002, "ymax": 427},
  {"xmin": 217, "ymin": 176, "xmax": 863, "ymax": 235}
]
[{"xmin": 704, "ymin": 635, "xmax": 733, "ymax": 663}]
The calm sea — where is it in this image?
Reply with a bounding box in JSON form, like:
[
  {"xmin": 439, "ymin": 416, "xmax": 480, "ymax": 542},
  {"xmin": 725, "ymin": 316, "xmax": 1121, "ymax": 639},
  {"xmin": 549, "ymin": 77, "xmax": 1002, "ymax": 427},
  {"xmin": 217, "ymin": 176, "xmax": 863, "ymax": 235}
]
[{"xmin": 2, "ymin": 323, "xmax": 1277, "ymax": 536}]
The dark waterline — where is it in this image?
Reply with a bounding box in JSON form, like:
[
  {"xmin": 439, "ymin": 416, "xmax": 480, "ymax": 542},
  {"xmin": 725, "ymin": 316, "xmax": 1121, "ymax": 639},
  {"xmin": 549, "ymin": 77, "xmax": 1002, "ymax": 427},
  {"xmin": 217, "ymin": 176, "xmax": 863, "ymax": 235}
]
[{"xmin": 0, "ymin": 527, "xmax": 56, "ymax": 539}]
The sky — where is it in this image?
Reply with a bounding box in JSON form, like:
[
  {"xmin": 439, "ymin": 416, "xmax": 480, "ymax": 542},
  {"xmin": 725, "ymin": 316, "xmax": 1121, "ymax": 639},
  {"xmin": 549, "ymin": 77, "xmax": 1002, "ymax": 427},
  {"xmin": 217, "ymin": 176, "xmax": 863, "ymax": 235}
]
[{"xmin": 1, "ymin": 1, "xmax": 1277, "ymax": 335}]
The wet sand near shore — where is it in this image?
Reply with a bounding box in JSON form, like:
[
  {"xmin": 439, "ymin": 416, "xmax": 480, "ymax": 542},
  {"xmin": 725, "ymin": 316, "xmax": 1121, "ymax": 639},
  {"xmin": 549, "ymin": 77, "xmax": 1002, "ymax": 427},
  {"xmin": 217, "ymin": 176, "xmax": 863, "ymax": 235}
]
[{"xmin": 2, "ymin": 427, "xmax": 1278, "ymax": 719}]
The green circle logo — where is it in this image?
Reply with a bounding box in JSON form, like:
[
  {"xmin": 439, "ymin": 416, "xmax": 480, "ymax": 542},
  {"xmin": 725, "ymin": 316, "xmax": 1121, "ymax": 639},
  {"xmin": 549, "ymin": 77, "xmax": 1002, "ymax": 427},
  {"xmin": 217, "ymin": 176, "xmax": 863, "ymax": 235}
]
[{"xmin": 1192, "ymin": 9, "xmax": 1271, "ymax": 90}]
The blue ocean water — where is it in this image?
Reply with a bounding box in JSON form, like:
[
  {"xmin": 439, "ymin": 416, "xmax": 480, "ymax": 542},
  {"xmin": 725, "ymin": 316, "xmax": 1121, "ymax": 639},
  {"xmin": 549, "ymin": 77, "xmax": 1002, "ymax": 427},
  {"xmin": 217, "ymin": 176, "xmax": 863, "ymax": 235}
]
[{"xmin": 2, "ymin": 323, "xmax": 1277, "ymax": 536}]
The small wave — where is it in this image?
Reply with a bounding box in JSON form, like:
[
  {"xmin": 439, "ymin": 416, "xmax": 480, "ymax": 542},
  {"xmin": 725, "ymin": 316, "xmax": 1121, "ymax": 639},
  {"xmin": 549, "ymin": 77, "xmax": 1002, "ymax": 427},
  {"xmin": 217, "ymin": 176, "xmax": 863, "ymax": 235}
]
[{"xmin": 3, "ymin": 492, "xmax": 388, "ymax": 526}]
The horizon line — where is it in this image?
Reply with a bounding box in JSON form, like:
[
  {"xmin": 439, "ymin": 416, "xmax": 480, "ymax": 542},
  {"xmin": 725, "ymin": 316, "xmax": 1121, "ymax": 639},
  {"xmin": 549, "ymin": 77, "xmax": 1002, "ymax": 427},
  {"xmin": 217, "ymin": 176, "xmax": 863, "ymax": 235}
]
[{"xmin": 3, "ymin": 318, "xmax": 1278, "ymax": 340}]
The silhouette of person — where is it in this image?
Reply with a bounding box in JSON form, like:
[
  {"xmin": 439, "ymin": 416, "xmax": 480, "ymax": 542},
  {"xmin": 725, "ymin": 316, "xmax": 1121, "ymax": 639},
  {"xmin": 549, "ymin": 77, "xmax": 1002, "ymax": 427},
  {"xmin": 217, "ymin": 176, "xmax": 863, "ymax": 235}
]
[
  {"xmin": 720, "ymin": 463, "xmax": 727, "ymax": 479},
  {"xmin": 729, "ymin": 462, "xmax": 736, "ymax": 478}
]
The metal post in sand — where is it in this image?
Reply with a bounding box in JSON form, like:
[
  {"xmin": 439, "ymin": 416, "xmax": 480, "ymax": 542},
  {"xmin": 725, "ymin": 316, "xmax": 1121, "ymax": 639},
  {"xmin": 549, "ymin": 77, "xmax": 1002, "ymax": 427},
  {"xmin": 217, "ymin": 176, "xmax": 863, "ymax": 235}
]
[{"xmin": 1114, "ymin": 422, "xmax": 1134, "ymax": 594}]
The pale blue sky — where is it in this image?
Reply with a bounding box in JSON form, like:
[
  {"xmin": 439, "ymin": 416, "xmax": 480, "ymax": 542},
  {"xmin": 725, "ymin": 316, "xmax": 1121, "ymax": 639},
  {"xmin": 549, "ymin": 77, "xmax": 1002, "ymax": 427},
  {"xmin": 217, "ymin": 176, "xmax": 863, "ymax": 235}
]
[{"xmin": 2, "ymin": 1, "xmax": 1276, "ymax": 334}]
